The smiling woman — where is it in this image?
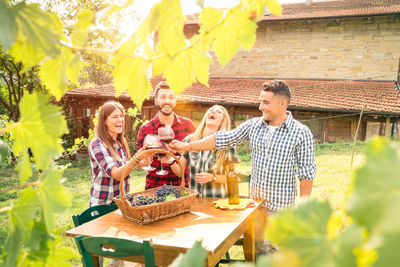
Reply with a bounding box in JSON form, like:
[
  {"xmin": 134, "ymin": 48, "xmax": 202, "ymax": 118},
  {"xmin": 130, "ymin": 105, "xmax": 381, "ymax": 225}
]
[
  {"xmin": 168, "ymin": 105, "xmax": 239, "ymax": 197},
  {"xmin": 88, "ymin": 101, "xmax": 154, "ymax": 207}
]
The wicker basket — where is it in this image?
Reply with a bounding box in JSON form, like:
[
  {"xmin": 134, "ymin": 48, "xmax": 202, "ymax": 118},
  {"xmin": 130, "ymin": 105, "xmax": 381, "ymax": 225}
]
[{"xmin": 113, "ymin": 149, "xmax": 198, "ymax": 224}]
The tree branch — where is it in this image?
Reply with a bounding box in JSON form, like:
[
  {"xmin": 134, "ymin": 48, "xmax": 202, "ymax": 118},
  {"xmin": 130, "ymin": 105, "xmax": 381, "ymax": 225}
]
[
  {"xmin": 0, "ymin": 181, "xmax": 39, "ymax": 195},
  {"xmin": 0, "ymin": 123, "xmax": 17, "ymax": 134},
  {"xmin": 0, "ymin": 207, "xmax": 11, "ymax": 214},
  {"xmin": 0, "ymin": 72, "xmax": 14, "ymax": 112}
]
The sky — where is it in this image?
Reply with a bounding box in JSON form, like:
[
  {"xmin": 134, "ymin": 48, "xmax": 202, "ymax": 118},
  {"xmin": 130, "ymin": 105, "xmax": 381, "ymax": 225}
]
[
  {"xmin": 118, "ymin": 0, "xmax": 309, "ymax": 36},
  {"xmin": 131, "ymin": 0, "xmax": 308, "ymax": 16}
]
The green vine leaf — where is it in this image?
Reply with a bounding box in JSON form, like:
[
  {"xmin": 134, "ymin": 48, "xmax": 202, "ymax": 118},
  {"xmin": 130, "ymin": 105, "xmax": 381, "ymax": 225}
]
[
  {"xmin": 4, "ymin": 187, "xmax": 39, "ymax": 267},
  {"xmin": 0, "ymin": 0, "xmax": 17, "ymax": 50},
  {"xmin": 374, "ymin": 233, "xmax": 400, "ymax": 267},
  {"xmin": 266, "ymin": 0, "xmax": 282, "ymax": 16},
  {"xmin": 169, "ymin": 240, "xmax": 207, "ymax": 267},
  {"xmin": 0, "ymin": 139, "xmax": 10, "ymax": 163},
  {"xmin": 21, "ymin": 236, "xmax": 77, "ymax": 267},
  {"xmin": 266, "ymin": 199, "xmax": 362, "ymax": 267},
  {"xmin": 346, "ymin": 138, "xmax": 400, "ymax": 235},
  {"xmin": 39, "ymin": 47, "xmax": 83, "ymax": 100},
  {"xmin": 164, "ymin": 44, "xmax": 211, "ymax": 94},
  {"xmin": 212, "ymin": 8, "xmax": 257, "ymax": 66},
  {"xmin": 154, "ymin": 0, "xmax": 186, "ymax": 58},
  {"xmin": 70, "ymin": 9, "xmax": 94, "ymax": 47},
  {"xmin": 39, "ymin": 167, "xmax": 71, "ymax": 234},
  {"xmin": 9, "ymin": 3, "xmax": 62, "ymax": 69},
  {"xmin": 11, "ymin": 93, "xmax": 67, "ymax": 183},
  {"xmin": 112, "ymin": 55, "xmax": 152, "ymax": 109},
  {"xmin": 4, "ymin": 226, "xmax": 22, "ymax": 267}
]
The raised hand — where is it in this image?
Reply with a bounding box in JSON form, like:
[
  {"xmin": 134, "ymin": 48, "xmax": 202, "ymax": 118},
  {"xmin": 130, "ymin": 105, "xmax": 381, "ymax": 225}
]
[
  {"xmin": 134, "ymin": 144, "xmax": 157, "ymax": 161},
  {"xmin": 169, "ymin": 140, "xmax": 187, "ymax": 153}
]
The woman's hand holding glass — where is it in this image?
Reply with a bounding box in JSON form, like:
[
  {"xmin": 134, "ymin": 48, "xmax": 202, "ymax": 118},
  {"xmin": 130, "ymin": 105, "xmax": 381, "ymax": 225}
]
[{"xmin": 141, "ymin": 134, "xmax": 162, "ymax": 171}]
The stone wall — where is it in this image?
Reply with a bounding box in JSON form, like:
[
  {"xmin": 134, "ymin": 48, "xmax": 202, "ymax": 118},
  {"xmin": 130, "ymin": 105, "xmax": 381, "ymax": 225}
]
[{"xmin": 206, "ymin": 15, "xmax": 400, "ymax": 81}]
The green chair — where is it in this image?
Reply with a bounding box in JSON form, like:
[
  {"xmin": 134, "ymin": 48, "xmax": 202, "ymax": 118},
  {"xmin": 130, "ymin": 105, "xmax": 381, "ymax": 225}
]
[
  {"xmin": 220, "ymin": 174, "xmax": 251, "ymax": 264},
  {"xmin": 72, "ymin": 203, "xmax": 119, "ymax": 267},
  {"xmin": 72, "ymin": 203, "xmax": 118, "ymax": 227},
  {"xmin": 75, "ymin": 236, "xmax": 155, "ymax": 267}
]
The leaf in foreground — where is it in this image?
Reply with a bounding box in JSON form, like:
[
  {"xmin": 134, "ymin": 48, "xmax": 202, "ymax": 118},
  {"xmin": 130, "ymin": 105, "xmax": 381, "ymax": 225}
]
[
  {"xmin": 346, "ymin": 137, "xmax": 400, "ymax": 235},
  {"xmin": 266, "ymin": 199, "xmax": 362, "ymax": 267},
  {"xmin": 39, "ymin": 167, "xmax": 71, "ymax": 234},
  {"xmin": 4, "ymin": 187, "xmax": 39, "ymax": 267},
  {"xmin": 169, "ymin": 240, "xmax": 207, "ymax": 267},
  {"xmin": 10, "ymin": 93, "xmax": 67, "ymax": 183}
]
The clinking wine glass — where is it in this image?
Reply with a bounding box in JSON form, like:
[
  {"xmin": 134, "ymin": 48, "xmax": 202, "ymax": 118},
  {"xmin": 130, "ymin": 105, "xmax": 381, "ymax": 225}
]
[
  {"xmin": 156, "ymin": 126, "xmax": 175, "ymax": 176},
  {"xmin": 141, "ymin": 134, "xmax": 161, "ymax": 171}
]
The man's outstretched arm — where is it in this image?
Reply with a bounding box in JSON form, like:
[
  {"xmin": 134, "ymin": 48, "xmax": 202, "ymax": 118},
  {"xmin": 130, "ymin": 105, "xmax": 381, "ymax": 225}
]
[{"xmin": 169, "ymin": 135, "xmax": 216, "ymax": 153}]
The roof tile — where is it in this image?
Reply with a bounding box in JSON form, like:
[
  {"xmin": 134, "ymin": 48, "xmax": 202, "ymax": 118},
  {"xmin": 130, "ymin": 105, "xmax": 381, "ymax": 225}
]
[
  {"xmin": 186, "ymin": 0, "xmax": 400, "ymax": 24},
  {"xmin": 64, "ymin": 78, "xmax": 400, "ymax": 115}
]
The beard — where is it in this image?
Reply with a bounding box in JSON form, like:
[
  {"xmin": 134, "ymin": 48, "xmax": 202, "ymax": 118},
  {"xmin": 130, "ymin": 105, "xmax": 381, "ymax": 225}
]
[{"xmin": 156, "ymin": 102, "xmax": 174, "ymax": 116}]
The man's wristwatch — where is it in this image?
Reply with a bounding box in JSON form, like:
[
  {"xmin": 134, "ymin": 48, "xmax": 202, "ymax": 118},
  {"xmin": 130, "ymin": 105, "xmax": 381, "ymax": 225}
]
[{"xmin": 212, "ymin": 175, "xmax": 217, "ymax": 182}]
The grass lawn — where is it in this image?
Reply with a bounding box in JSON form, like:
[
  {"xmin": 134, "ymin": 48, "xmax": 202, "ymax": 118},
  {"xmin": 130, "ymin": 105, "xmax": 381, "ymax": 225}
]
[{"xmin": 0, "ymin": 141, "xmax": 366, "ymax": 265}]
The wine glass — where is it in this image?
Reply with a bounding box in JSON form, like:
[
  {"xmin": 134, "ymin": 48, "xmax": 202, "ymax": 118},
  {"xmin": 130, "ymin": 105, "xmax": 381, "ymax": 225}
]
[
  {"xmin": 156, "ymin": 126, "xmax": 175, "ymax": 176},
  {"xmin": 141, "ymin": 134, "xmax": 160, "ymax": 171},
  {"xmin": 158, "ymin": 125, "xmax": 175, "ymax": 145}
]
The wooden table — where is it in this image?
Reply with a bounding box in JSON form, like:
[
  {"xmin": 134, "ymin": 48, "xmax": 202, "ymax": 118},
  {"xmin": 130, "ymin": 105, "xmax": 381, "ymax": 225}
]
[{"xmin": 66, "ymin": 197, "xmax": 262, "ymax": 267}]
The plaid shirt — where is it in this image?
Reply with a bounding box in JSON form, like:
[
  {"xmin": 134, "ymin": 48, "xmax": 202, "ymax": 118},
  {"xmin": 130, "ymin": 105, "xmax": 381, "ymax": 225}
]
[
  {"xmin": 137, "ymin": 113, "xmax": 195, "ymax": 189},
  {"xmin": 215, "ymin": 112, "xmax": 316, "ymax": 211},
  {"xmin": 183, "ymin": 137, "xmax": 238, "ymax": 197},
  {"xmin": 88, "ymin": 137, "xmax": 130, "ymax": 206}
]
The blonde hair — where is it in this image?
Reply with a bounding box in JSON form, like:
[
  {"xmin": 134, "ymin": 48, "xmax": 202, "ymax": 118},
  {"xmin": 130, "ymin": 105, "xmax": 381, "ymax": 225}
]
[
  {"xmin": 96, "ymin": 101, "xmax": 131, "ymax": 161},
  {"xmin": 188, "ymin": 105, "xmax": 231, "ymax": 173}
]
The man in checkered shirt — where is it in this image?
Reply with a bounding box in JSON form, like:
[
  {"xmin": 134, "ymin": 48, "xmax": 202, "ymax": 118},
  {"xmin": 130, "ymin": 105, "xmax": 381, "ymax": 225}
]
[
  {"xmin": 170, "ymin": 80, "xmax": 316, "ymax": 211},
  {"xmin": 137, "ymin": 81, "xmax": 195, "ymax": 189}
]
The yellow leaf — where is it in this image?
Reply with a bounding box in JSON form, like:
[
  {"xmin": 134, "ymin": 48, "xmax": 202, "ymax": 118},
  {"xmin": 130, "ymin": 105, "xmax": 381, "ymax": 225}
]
[
  {"xmin": 112, "ymin": 56, "xmax": 152, "ymax": 109},
  {"xmin": 354, "ymin": 247, "xmax": 378, "ymax": 267},
  {"xmin": 212, "ymin": 9, "xmax": 257, "ymax": 66},
  {"xmin": 10, "ymin": 3, "xmax": 62, "ymax": 69},
  {"xmin": 266, "ymin": 0, "xmax": 282, "ymax": 16},
  {"xmin": 327, "ymin": 209, "xmax": 346, "ymax": 239},
  {"xmin": 155, "ymin": 0, "xmax": 186, "ymax": 57},
  {"xmin": 163, "ymin": 45, "xmax": 210, "ymax": 93},
  {"xmin": 39, "ymin": 48, "xmax": 82, "ymax": 100},
  {"xmin": 71, "ymin": 9, "xmax": 94, "ymax": 47}
]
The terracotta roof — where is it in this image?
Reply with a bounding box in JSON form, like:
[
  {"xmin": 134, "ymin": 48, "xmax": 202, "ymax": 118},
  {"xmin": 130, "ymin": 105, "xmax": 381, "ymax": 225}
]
[
  {"xmin": 186, "ymin": 0, "xmax": 400, "ymax": 24},
  {"xmin": 64, "ymin": 78, "xmax": 400, "ymax": 115}
]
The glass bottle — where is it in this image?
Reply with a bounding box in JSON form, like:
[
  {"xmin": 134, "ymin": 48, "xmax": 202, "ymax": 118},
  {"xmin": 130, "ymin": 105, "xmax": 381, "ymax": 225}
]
[{"xmin": 226, "ymin": 161, "xmax": 239, "ymax": 205}]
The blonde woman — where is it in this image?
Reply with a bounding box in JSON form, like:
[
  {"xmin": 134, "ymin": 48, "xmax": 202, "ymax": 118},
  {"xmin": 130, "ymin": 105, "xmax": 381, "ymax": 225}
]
[
  {"xmin": 88, "ymin": 101, "xmax": 153, "ymax": 206},
  {"xmin": 167, "ymin": 105, "xmax": 238, "ymax": 197}
]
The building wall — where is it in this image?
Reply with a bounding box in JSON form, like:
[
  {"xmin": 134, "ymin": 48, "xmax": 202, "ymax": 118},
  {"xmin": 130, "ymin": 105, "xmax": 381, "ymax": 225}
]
[{"xmin": 206, "ymin": 15, "xmax": 400, "ymax": 80}]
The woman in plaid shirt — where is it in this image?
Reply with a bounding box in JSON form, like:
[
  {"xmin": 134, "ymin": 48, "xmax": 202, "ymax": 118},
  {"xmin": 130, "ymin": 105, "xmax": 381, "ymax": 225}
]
[
  {"xmin": 167, "ymin": 105, "xmax": 239, "ymax": 197},
  {"xmin": 88, "ymin": 102, "xmax": 154, "ymax": 206}
]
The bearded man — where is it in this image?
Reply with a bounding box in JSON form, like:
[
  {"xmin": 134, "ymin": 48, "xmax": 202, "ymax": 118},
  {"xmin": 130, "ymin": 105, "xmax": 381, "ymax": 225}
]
[{"xmin": 136, "ymin": 81, "xmax": 195, "ymax": 189}]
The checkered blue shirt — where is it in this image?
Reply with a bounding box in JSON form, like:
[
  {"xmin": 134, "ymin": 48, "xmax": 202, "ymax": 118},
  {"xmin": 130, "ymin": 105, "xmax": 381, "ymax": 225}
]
[{"xmin": 215, "ymin": 112, "xmax": 316, "ymax": 211}]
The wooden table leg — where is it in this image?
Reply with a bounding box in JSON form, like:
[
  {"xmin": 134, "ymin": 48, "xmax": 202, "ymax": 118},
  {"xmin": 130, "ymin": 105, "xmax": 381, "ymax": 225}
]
[
  {"xmin": 243, "ymin": 213, "xmax": 255, "ymax": 262},
  {"xmin": 91, "ymin": 254, "xmax": 100, "ymax": 267}
]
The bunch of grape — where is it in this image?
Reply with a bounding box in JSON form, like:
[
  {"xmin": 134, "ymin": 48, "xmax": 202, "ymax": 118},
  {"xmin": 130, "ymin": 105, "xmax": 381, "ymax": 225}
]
[
  {"xmin": 156, "ymin": 184, "xmax": 171, "ymax": 198},
  {"xmin": 170, "ymin": 187, "xmax": 180, "ymax": 198},
  {"xmin": 130, "ymin": 195, "xmax": 157, "ymax": 206},
  {"xmin": 156, "ymin": 196, "xmax": 166, "ymax": 203},
  {"xmin": 156, "ymin": 184, "xmax": 181, "ymax": 199},
  {"xmin": 126, "ymin": 194, "xmax": 134, "ymax": 203}
]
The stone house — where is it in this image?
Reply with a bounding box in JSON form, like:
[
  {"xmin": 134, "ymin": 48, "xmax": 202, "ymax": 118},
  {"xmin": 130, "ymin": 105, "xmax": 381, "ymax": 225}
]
[{"xmin": 63, "ymin": 0, "xmax": 400, "ymax": 142}]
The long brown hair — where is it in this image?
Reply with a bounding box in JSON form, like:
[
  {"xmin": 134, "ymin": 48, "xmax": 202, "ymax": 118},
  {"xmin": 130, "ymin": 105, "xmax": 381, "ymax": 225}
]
[
  {"xmin": 96, "ymin": 101, "xmax": 131, "ymax": 161},
  {"xmin": 188, "ymin": 105, "xmax": 231, "ymax": 173}
]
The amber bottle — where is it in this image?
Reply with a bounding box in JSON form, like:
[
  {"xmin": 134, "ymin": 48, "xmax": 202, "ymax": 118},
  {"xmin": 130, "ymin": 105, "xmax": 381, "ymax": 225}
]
[{"xmin": 226, "ymin": 161, "xmax": 239, "ymax": 205}]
